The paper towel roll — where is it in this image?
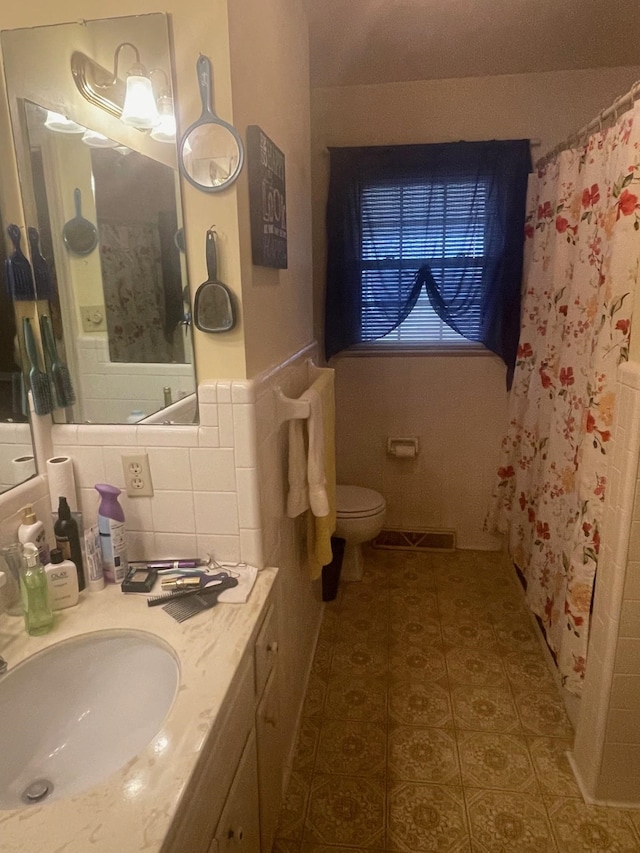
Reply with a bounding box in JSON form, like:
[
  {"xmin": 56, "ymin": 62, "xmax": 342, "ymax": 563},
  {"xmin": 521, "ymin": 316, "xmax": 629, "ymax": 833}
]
[
  {"xmin": 47, "ymin": 455, "xmax": 78, "ymax": 512},
  {"xmin": 11, "ymin": 455, "xmax": 36, "ymax": 485}
]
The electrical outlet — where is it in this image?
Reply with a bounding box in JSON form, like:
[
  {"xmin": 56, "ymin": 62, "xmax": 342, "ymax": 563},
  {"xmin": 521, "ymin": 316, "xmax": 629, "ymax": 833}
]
[{"xmin": 121, "ymin": 453, "xmax": 154, "ymax": 497}]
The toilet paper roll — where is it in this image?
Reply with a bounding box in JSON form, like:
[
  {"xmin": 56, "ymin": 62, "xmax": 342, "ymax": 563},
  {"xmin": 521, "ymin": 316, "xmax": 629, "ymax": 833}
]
[
  {"xmin": 47, "ymin": 455, "xmax": 78, "ymax": 513},
  {"xmin": 11, "ymin": 455, "xmax": 36, "ymax": 485}
]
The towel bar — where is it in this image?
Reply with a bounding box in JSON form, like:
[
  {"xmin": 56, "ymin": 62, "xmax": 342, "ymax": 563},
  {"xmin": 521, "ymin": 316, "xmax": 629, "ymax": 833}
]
[{"xmin": 274, "ymin": 359, "xmax": 329, "ymax": 425}]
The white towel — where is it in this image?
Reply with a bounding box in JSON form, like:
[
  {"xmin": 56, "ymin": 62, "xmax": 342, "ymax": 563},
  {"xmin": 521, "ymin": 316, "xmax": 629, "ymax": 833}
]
[
  {"xmin": 286, "ymin": 383, "xmax": 330, "ymax": 519},
  {"xmin": 305, "ymin": 387, "xmax": 329, "ymax": 517}
]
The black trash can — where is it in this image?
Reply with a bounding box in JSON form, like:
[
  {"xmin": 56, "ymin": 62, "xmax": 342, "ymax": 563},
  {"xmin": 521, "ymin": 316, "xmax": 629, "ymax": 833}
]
[{"xmin": 321, "ymin": 536, "xmax": 346, "ymax": 601}]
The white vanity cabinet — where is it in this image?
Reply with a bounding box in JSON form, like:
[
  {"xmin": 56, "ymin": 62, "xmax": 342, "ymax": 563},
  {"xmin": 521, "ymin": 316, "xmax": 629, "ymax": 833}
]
[
  {"xmin": 254, "ymin": 604, "xmax": 284, "ymax": 852},
  {"xmin": 162, "ymin": 590, "xmax": 282, "ymax": 853}
]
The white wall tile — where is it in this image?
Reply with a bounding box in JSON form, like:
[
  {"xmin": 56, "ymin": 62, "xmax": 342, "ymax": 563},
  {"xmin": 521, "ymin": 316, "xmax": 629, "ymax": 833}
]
[
  {"xmin": 137, "ymin": 426, "xmax": 198, "ymax": 447},
  {"xmin": 196, "ymin": 534, "xmax": 241, "ymax": 563},
  {"xmin": 125, "ymin": 531, "xmax": 156, "ymax": 561},
  {"xmin": 194, "ymin": 492, "xmax": 239, "ymax": 535},
  {"xmin": 216, "ymin": 381, "xmax": 232, "ymax": 403},
  {"xmin": 199, "ymin": 402, "xmax": 219, "ymax": 427},
  {"xmin": 198, "ymin": 427, "xmax": 220, "ymax": 447},
  {"xmin": 190, "ymin": 448, "xmax": 237, "ymax": 492},
  {"xmin": 231, "ymin": 380, "xmax": 255, "ymax": 404},
  {"xmin": 154, "ymin": 532, "xmax": 198, "ymax": 557},
  {"xmin": 237, "ymin": 468, "xmax": 261, "ymax": 528},
  {"xmin": 615, "ymin": 638, "xmax": 640, "ymax": 675},
  {"xmin": 147, "ymin": 448, "xmax": 192, "ymax": 491},
  {"xmin": 120, "ymin": 495, "xmax": 154, "ymax": 532},
  {"xmin": 620, "ymin": 599, "xmax": 640, "ymax": 638},
  {"xmin": 102, "ymin": 446, "xmax": 139, "ymax": 489},
  {"xmin": 233, "ymin": 405, "xmax": 257, "ymax": 467},
  {"xmin": 218, "ymin": 404, "xmax": 235, "ymax": 447},
  {"xmin": 197, "ymin": 383, "xmax": 218, "ymax": 404},
  {"xmin": 611, "ymin": 674, "xmax": 640, "ymax": 709},
  {"xmin": 151, "ymin": 491, "xmax": 195, "ymax": 534},
  {"xmin": 240, "ymin": 527, "xmax": 263, "ymax": 566}
]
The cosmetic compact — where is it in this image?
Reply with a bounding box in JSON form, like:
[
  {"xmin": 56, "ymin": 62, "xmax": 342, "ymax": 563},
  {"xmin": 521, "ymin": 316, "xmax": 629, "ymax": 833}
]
[{"xmin": 121, "ymin": 566, "xmax": 158, "ymax": 593}]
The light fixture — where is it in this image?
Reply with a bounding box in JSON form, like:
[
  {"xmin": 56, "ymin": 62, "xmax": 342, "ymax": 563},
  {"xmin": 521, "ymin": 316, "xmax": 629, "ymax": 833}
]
[
  {"xmin": 44, "ymin": 111, "xmax": 86, "ymax": 134},
  {"xmin": 82, "ymin": 129, "xmax": 119, "ymax": 148},
  {"xmin": 150, "ymin": 69, "xmax": 176, "ymax": 143},
  {"xmin": 71, "ymin": 42, "xmax": 159, "ymax": 131}
]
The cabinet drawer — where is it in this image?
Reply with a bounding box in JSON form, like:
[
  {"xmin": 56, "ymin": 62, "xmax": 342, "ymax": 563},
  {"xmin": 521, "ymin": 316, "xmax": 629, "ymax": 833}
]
[{"xmin": 254, "ymin": 604, "xmax": 278, "ymax": 697}]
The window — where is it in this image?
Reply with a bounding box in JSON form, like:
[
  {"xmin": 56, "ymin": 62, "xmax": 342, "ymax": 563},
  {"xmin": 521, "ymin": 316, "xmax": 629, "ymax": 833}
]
[
  {"xmin": 324, "ymin": 140, "xmax": 531, "ymax": 386},
  {"xmin": 361, "ymin": 178, "xmax": 487, "ymax": 343}
]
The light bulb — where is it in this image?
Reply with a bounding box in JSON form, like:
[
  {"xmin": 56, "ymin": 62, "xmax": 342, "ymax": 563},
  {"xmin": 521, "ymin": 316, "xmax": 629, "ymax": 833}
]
[
  {"xmin": 121, "ymin": 75, "xmax": 160, "ymax": 129},
  {"xmin": 44, "ymin": 111, "xmax": 86, "ymax": 134},
  {"xmin": 150, "ymin": 94, "xmax": 176, "ymax": 143}
]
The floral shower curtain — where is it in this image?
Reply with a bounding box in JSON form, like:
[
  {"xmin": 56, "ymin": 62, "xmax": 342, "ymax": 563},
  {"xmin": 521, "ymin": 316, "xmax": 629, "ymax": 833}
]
[{"xmin": 487, "ymin": 101, "xmax": 640, "ymax": 696}]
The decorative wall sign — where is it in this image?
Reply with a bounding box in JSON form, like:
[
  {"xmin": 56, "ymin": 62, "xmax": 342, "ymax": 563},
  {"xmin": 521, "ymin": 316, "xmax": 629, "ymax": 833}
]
[{"xmin": 247, "ymin": 125, "xmax": 287, "ymax": 268}]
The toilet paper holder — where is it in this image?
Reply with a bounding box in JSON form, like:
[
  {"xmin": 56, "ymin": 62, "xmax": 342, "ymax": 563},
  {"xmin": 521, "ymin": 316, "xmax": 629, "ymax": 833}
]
[{"xmin": 387, "ymin": 437, "xmax": 419, "ymax": 459}]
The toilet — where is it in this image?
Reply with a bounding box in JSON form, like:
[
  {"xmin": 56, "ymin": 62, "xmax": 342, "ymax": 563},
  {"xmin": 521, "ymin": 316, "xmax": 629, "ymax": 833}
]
[{"xmin": 335, "ymin": 485, "xmax": 386, "ymax": 582}]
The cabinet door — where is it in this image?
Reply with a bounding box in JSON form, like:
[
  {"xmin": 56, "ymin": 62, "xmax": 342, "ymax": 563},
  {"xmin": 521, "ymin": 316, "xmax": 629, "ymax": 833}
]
[
  {"xmin": 209, "ymin": 728, "xmax": 261, "ymax": 853},
  {"xmin": 256, "ymin": 667, "xmax": 284, "ymax": 853},
  {"xmin": 254, "ymin": 604, "xmax": 278, "ymax": 697}
]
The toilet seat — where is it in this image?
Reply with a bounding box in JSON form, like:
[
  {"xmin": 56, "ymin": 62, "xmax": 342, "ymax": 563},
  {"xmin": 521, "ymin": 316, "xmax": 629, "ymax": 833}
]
[{"xmin": 336, "ymin": 485, "xmax": 386, "ymax": 518}]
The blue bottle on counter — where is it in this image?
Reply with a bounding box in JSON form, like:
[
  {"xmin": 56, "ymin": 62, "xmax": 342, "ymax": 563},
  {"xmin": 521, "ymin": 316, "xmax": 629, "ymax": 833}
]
[{"xmin": 95, "ymin": 483, "xmax": 129, "ymax": 583}]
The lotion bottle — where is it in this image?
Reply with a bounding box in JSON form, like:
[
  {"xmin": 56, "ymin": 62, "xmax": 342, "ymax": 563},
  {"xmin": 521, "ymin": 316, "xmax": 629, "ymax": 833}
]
[
  {"xmin": 45, "ymin": 548, "xmax": 79, "ymax": 610},
  {"xmin": 54, "ymin": 497, "xmax": 85, "ymax": 591},
  {"xmin": 95, "ymin": 483, "xmax": 129, "ymax": 583},
  {"xmin": 20, "ymin": 542, "xmax": 53, "ymax": 636},
  {"xmin": 18, "ymin": 505, "xmax": 50, "ymax": 566}
]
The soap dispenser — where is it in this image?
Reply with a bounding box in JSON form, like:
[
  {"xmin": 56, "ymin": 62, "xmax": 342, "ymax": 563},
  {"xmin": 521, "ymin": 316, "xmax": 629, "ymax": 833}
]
[{"xmin": 20, "ymin": 542, "xmax": 53, "ymax": 636}]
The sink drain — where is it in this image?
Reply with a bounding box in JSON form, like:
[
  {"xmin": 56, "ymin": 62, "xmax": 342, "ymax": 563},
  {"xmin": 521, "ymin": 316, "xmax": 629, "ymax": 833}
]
[{"xmin": 22, "ymin": 779, "xmax": 54, "ymax": 804}]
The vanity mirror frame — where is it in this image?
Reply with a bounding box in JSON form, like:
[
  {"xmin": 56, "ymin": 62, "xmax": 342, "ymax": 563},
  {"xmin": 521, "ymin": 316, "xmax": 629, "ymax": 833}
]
[{"xmin": 0, "ymin": 12, "xmax": 198, "ymax": 428}]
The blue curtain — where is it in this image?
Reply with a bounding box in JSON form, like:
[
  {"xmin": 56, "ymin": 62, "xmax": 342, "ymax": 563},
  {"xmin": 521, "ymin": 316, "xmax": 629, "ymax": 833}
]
[{"xmin": 324, "ymin": 140, "xmax": 531, "ymax": 387}]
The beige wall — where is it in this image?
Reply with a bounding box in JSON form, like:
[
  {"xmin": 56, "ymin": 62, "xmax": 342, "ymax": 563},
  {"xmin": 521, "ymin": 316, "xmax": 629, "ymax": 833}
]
[
  {"xmin": 227, "ymin": 0, "xmax": 314, "ymax": 378},
  {"xmin": 312, "ymin": 65, "xmax": 640, "ymax": 548}
]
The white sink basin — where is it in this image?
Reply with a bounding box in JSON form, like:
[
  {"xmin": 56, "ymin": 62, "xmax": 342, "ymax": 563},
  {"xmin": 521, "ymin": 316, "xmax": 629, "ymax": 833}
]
[{"xmin": 0, "ymin": 629, "xmax": 180, "ymax": 810}]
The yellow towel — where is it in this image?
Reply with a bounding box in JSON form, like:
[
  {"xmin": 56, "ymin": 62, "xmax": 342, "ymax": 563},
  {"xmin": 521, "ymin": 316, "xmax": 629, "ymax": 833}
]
[{"xmin": 307, "ymin": 368, "xmax": 336, "ymax": 580}]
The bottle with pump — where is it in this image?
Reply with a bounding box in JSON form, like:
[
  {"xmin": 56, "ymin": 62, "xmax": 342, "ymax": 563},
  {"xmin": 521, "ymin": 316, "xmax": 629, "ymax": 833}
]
[
  {"xmin": 95, "ymin": 484, "xmax": 129, "ymax": 583},
  {"xmin": 45, "ymin": 548, "xmax": 79, "ymax": 610},
  {"xmin": 20, "ymin": 542, "xmax": 53, "ymax": 636},
  {"xmin": 18, "ymin": 505, "xmax": 50, "ymax": 566},
  {"xmin": 54, "ymin": 497, "xmax": 85, "ymax": 591}
]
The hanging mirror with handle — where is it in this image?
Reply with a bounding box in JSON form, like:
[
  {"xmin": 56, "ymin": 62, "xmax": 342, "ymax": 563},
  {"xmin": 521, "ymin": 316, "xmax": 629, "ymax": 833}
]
[{"xmin": 179, "ymin": 54, "xmax": 244, "ymax": 192}]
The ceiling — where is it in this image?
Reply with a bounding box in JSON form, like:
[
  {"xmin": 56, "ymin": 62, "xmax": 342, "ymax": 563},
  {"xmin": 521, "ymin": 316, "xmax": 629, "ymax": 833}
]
[{"xmin": 307, "ymin": 0, "xmax": 640, "ymax": 88}]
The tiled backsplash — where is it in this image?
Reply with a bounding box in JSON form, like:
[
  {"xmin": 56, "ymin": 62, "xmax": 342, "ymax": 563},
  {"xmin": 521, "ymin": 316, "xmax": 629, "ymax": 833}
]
[
  {"xmin": 50, "ymin": 379, "xmax": 263, "ymax": 567},
  {"xmin": 0, "ymin": 422, "xmax": 35, "ymax": 492}
]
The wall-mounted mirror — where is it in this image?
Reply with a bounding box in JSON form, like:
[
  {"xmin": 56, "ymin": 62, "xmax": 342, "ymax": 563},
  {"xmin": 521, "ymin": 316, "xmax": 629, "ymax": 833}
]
[
  {"xmin": 1, "ymin": 13, "xmax": 197, "ymax": 426},
  {"xmin": 0, "ymin": 209, "xmax": 36, "ymax": 493}
]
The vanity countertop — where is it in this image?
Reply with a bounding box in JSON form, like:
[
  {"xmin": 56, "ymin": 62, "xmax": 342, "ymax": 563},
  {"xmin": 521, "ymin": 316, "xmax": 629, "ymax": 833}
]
[{"xmin": 0, "ymin": 567, "xmax": 278, "ymax": 853}]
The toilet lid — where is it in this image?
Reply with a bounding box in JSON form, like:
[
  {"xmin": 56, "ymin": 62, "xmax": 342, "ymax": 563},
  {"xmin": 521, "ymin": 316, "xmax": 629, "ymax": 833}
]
[{"xmin": 336, "ymin": 485, "xmax": 386, "ymax": 517}]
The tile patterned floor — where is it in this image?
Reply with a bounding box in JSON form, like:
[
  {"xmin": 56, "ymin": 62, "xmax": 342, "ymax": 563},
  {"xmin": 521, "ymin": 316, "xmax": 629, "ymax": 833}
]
[{"xmin": 272, "ymin": 547, "xmax": 640, "ymax": 853}]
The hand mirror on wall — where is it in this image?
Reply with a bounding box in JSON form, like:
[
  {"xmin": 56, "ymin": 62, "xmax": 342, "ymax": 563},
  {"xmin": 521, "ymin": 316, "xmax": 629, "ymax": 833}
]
[
  {"xmin": 193, "ymin": 229, "xmax": 236, "ymax": 332},
  {"xmin": 62, "ymin": 188, "xmax": 98, "ymax": 256},
  {"xmin": 178, "ymin": 55, "xmax": 244, "ymax": 192}
]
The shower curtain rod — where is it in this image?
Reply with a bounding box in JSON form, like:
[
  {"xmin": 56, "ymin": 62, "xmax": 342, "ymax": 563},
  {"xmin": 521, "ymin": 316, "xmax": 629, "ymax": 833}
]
[{"xmin": 536, "ymin": 78, "xmax": 640, "ymax": 169}]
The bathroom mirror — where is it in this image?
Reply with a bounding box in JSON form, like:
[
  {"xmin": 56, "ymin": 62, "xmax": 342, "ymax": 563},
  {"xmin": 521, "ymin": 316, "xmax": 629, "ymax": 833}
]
[
  {"xmin": 1, "ymin": 14, "xmax": 198, "ymax": 425},
  {"xmin": 0, "ymin": 212, "xmax": 37, "ymax": 493}
]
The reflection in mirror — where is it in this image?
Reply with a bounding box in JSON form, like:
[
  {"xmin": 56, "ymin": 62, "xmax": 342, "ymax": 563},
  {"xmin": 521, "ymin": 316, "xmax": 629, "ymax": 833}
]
[
  {"xmin": 1, "ymin": 14, "xmax": 197, "ymax": 425},
  {"xmin": 0, "ymin": 213, "xmax": 36, "ymax": 493}
]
